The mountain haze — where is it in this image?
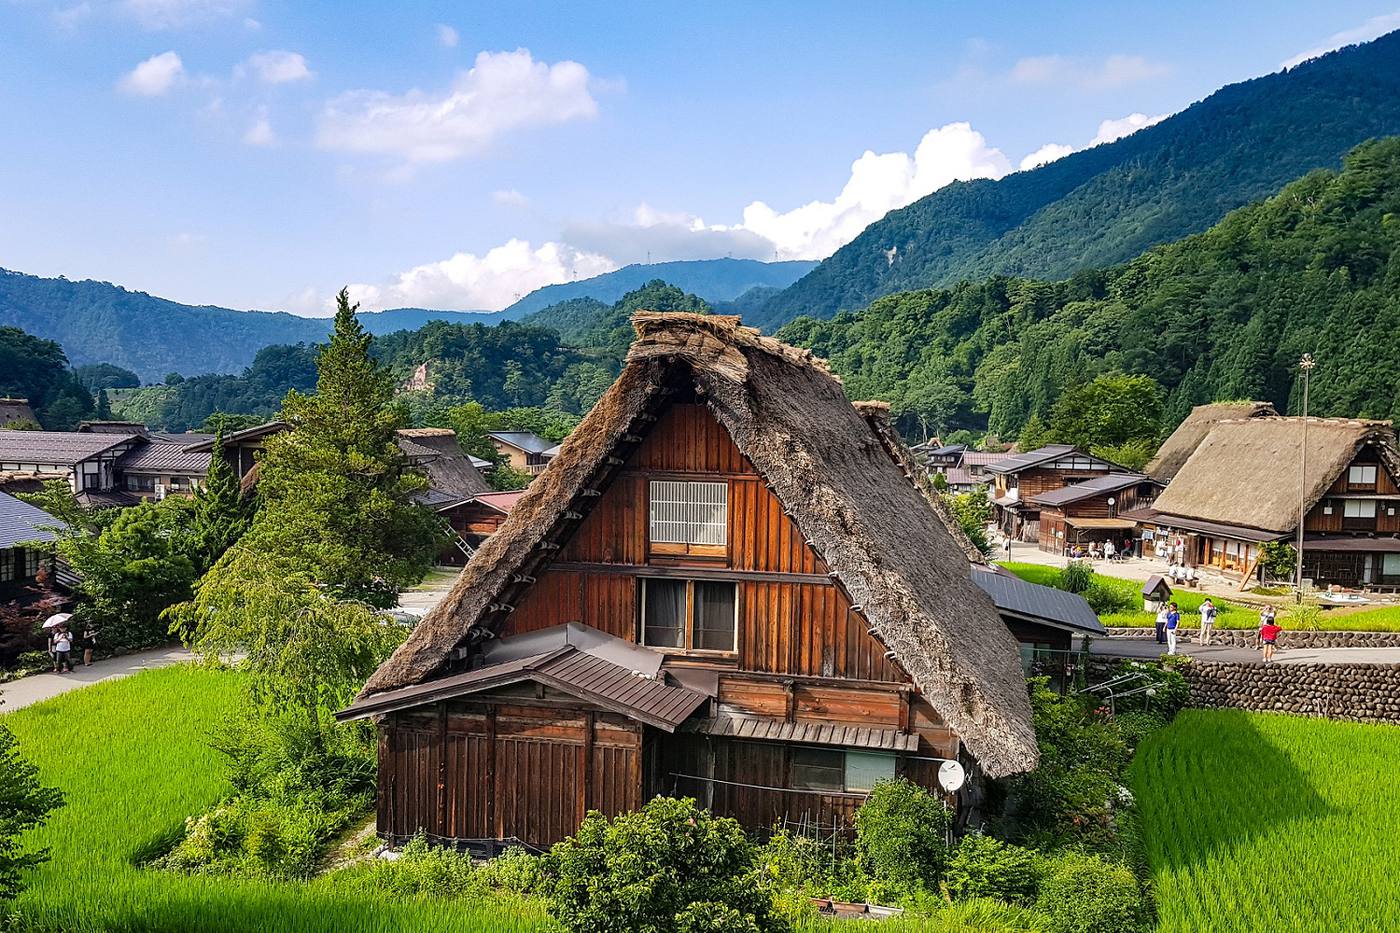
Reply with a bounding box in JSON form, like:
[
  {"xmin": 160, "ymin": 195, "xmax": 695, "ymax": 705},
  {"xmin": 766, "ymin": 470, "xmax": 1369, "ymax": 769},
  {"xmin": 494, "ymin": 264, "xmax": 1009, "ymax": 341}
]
[{"xmin": 757, "ymin": 30, "xmax": 1400, "ymax": 329}]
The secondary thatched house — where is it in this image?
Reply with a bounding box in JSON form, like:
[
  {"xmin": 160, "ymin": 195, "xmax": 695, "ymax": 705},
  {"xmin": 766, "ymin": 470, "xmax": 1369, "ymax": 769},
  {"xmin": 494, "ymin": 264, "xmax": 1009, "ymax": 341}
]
[
  {"xmin": 340, "ymin": 313, "xmax": 1037, "ymax": 851},
  {"xmin": 1145, "ymin": 401, "xmax": 1277, "ymax": 482},
  {"xmin": 1125, "ymin": 417, "xmax": 1400, "ymax": 587}
]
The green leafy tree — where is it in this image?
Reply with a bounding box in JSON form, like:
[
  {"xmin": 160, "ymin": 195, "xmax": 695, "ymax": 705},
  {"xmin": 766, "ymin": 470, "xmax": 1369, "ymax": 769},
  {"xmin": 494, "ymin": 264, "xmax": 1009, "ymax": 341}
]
[
  {"xmin": 1048, "ymin": 373, "xmax": 1164, "ymax": 451},
  {"xmin": 1017, "ymin": 414, "xmax": 1053, "ymax": 452},
  {"xmin": 190, "ymin": 428, "xmax": 252, "ymax": 572},
  {"xmin": 853, "ymin": 778, "xmax": 952, "ymax": 901},
  {"xmin": 0, "ymin": 723, "xmax": 64, "ymax": 902},
  {"xmin": 944, "ymin": 490, "xmax": 993, "ymax": 554}
]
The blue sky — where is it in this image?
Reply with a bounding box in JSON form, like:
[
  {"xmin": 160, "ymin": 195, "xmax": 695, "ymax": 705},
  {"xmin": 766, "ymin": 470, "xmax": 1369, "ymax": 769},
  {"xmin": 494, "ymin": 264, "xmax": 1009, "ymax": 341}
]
[{"xmin": 2, "ymin": 1, "xmax": 1397, "ymax": 315}]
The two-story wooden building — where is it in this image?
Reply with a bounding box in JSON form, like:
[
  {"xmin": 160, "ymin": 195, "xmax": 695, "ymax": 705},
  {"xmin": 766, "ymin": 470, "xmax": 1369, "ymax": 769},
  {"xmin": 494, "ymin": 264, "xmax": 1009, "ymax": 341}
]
[
  {"xmin": 1125, "ymin": 417, "xmax": 1400, "ymax": 588},
  {"xmin": 986, "ymin": 445, "xmax": 1130, "ymax": 543},
  {"xmin": 339, "ymin": 313, "xmax": 1037, "ymax": 850},
  {"xmin": 487, "ymin": 431, "xmax": 558, "ymax": 475},
  {"xmin": 1034, "ymin": 472, "xmax": 1163, "ymax": 555}
]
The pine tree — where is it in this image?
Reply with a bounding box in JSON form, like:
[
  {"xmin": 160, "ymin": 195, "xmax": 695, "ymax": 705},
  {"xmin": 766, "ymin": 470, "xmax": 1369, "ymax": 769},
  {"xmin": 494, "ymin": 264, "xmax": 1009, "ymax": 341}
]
[
  {"xmin": 94, "ymin": 387, "xmax": 112, "ymax": 420},
  {"xmin": 190, "ymin": 427, "xmax": 249, "ymax": 573}
]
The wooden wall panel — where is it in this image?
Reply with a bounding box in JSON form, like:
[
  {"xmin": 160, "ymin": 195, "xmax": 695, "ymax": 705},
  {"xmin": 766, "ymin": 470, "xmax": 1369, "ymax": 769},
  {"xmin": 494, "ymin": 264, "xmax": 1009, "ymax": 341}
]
[
  {"xmin": 628, "ymin": 403, "xmax": 753, "ymax": 474},
  {"xmin": 729, "ymin": 479, "xmax": 826, "ymax": 575},
  {"xmin": 741, "ymin": 581, "xmax": 901, "ymax": 681},
  {"xmin": 793, "ymin": 685, "xmax": 902, "ymax": 728},
  {"xmin": 561, "ymin": 472, "xmax": 646, "ymax": 564},
  {"xmin": 503, "ymin": 570, "xmax": 582, "ymax": 635},
  {"xmin": 581, "ymin": 574, "xmax": 636, "ymax": 639}
]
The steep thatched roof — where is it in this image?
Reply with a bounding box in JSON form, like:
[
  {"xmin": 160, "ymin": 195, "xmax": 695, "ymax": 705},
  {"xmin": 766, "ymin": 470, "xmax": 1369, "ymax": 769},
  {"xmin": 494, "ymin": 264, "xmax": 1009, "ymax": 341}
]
[
  {"xmin": 397, "ymin": 428, "xmax": 490, "ymax": 499},
  {"xmin": 1146, "ymin": 402, "xmax": 1277, "ymax": 482},
  {"xmin": 1150, "ymin": 417, "xmax": 1398, "ymax": 533},
  {"xmin": 363, "ymin": 313, "xmax": 1037, "ymax": 778}
]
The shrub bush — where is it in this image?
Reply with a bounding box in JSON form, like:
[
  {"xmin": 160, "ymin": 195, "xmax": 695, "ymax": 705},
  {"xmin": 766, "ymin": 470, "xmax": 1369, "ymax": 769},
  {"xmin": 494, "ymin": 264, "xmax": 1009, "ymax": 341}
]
[
  {"xmin": 473, "ymin": 846, "xmax": 544, "ymax": 895},
  {"xmin": 541, "ymin": 796, "xmax": 786, "ymax": 933},
  {"xmin": 1035, "ymin": 852, "xmax": 1147, "ymax": 933},
  {"xmin": 853, "ymin": 778, "xmax": 951, "ymax": 901},
  {"xmin": 1083, "ymin": 581, "xmax": 1134, "ymax": 615},
  {"xmin": 943, "ymin": 833, "xmax": 1042, "ymax": 906},
  {"xmin": 1060, "ymin": 561, "xmax": 1093, "ymax": 595},
  {"xmin": 1110, "ymin": 711, "xmax": 1168, "ymax": 752},
  {"xmin": 930, "ymin": 896, "xmax": 1054, "ymax": 931}
]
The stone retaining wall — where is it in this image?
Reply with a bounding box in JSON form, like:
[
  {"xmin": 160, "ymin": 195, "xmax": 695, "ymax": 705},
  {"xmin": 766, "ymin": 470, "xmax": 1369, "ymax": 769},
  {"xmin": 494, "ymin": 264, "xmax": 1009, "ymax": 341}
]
[
  {"xmin": 1185, "ymin": 662, "xmax": 1400, "ymax": 724},
  {"xmin": 1103, "ymin": 627, "xmax": 1400, "ymax": 649}
]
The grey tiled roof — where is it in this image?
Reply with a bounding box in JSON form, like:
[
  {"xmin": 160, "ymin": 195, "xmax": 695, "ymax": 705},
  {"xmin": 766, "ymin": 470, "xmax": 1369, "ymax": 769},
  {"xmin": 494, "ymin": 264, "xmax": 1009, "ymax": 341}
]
[
  {"xmin": 487, "ymin": 431, "xmax": 555, "ymax": 454},
  {"xmin": 0, "ymin": 431, "xmax": 139, "ymax": 465},
  {"xmin": 0, "ymin": 491, "xmax": 62, "ymax": 549},
  {"xmin": 119, "ymin": 443, "xmax": 211, "ymax": 474}
]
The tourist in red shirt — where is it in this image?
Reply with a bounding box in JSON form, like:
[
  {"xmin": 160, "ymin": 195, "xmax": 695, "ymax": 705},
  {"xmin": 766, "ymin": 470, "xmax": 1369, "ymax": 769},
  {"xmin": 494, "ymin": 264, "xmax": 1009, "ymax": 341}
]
[{"xmin": 1259, "ymin": 618, "xmax": 1283, "ymax": 664}]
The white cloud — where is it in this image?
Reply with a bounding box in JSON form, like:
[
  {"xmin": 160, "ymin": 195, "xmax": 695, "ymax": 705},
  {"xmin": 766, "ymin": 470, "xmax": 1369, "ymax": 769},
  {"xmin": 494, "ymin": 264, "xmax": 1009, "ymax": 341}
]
[
  {"xmin": 492, "ymin": 188, "xmax": 530, "ymax": 207},
  {"xmin": 243, "ymin": 107, "xmax": 275, "ymax": 146},
  {"xmin": 121, "ymin": 0, "xmax": 246, "ymax": 29},
  {"xmin": 730, "ymin": 122, "xmax": 1012, "ymax": 260},
  {"xmin": 1020, "ymin": 143, "xmax": 1074, "ymax": 171},
  {"xmin": 345, "ymin": 239, "xmax": 617, "ymax": 311},
  {"xmin": 118, "ymin": 50, "xmax": 184, "ymax": 96},
  {"xmin": 316, "ymin": 48, "xmax": 599, "ymax": 164},
  {"xmin": 564, "ymin": 204, "xmax": 774, "ymax": 265},
  {"xmin": 1089, "ymin": 112, "xmax": 1166, "ymax": 146},
  {"xmin": 437, "ymin": 24, "xmax": 459, "ymax": 48},
  {"xmin": 1010, "ymin": 52, "xmax": 1169, "ymax": 90},
  {"xmin": 1281, "ymin": 10, "xmax": 1400, "ymax": 68},
  {"xmin": 243, "ymin": 50, "xmax": 312, "ymax": 84}
]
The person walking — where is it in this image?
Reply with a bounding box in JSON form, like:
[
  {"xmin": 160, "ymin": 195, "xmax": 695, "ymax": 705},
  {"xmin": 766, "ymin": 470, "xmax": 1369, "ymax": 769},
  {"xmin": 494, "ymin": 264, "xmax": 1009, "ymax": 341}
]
[
  {"xmin": 1155, "ymin": 603, "xmax": 1170, "ymax": 645},
  {"xmin": 1165, "ymin": 602, "xmax": 1181, "ymax": 655},
  {"xmin": 53, "ymin": 625, "xmax": 74, "ymax": 674},
  {"xmin": 1198, "ymin": 598, "xmax": 1217, "ymax": 646},
  {"xmin": 1259, "ymin": 614, "xmax": 1283, "ymax": 664},
  {"xmin": 81, "ymin": 621, "xmax": 98, "ymax": 667},
  {"xmin": 1002, "ymin": 535, "xmax": 1012, "ymax": 562}
]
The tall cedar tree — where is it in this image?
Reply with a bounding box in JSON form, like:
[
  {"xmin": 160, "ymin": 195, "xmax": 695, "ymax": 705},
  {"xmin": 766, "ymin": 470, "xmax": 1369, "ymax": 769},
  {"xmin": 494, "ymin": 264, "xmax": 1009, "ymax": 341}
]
[{"xmin": 190, "ymin": 426, "xmax": 250, "ymax": 573}]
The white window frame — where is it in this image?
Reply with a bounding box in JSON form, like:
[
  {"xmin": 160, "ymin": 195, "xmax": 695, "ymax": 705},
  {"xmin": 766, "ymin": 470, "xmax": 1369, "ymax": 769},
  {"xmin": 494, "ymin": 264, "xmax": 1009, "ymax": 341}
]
[
  {"xmin": 1344, "ymin": 499, "xmax": 1378, "ymax": 519},
  {"xmin": 649, "ymin": 480, "xmax": 728, "ymax": 548},
  {"xmin": 1349, "ymin": 464, "xmax": 1378, "ymax": 486}
]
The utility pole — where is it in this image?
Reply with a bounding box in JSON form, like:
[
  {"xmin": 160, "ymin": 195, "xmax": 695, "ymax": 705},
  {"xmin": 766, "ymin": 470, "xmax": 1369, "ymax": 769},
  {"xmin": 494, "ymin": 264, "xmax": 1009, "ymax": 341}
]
[{"xmin": 1295, "ymin": 353, "xmax": 1316, "ymax": 603}]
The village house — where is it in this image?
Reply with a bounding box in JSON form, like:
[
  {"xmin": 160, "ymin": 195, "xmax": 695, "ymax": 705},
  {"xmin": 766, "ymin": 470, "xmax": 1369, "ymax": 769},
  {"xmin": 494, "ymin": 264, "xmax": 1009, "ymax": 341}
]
[
  {"xmin": 986, "ymin": 445, "xmax": 1131, "ymax": 543},
  {"xmin": 0, "ymin": 430, "xmax": 147, "ymax": 508},
  {"xmin": 0, "ymin": 397, "xmax": 38, "ymax": 428},
  {"xmin": 1034, "ymin": 472, "xmax": 1164, "ymax": 556},
  {"xmin": 338, "ymin": 313, "xmax": 1037, "ymax": 851},
  {"xmin": 486, "ymin": 430, "xmax": 558, "ymax": 475},
  {"xmin": 0, "ymin": 491, "xmax": 62, "ymax": 600},
  {"xmin": 1144, "ymin": 401, "xmax": 1278, "ymax": 483},
  {"xmin": 1125, "ymin": 416, "xmax": 1400, "ymax": 589}
]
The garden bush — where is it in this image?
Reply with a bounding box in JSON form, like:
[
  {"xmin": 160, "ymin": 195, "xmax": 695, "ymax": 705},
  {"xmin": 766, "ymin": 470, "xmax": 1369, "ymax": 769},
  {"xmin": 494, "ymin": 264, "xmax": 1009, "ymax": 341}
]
[
  {"xmin": 330, "ymin": 834, "xmax": 476, "ymax": 900},
  {"xmin": 1035, "ymin": 852, "xmax": 1147, "ymax": 933},
  {"xmin": 1110, "ymin": 711, "xmax": 1169, "ymax": 752},
  {"xmin": 943, "ymin": 833, "xmax": 1042, "ymax": 906},
  {"xmin": 473, "ymin": 847, "xmax": 544, "ymax": 895},
  {"xmin": 541, "ymin": 796, "xmax": 785, "ymax": 933},
  {"xmin": 1083, "ymin": 580, "xmax": 1135, "ymax": 615},
  {"xmin": 757, "ymin": 829, "xmax": 863, "ymax": 904},
  {"xmin": 1060, "ymin": 561, "xmax": 1093, "ymax": 595},
  {"xmin": 853, "ymin": 778, "xmax": 951, "ymax": 901}
]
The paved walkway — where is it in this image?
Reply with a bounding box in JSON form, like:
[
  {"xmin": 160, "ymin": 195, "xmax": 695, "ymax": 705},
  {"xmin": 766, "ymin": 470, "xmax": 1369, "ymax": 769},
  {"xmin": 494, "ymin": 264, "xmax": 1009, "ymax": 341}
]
[
  {"xmin": 396, "ymin": 567, "xmax": 459, "ymax": 614},
  {"xmin": 0, "ymin": 646, "xmax": 193, "ymax": 712},
  {"xmin": 1091, "ymin": 638, "xmax": 1400, "ymax": 665}
]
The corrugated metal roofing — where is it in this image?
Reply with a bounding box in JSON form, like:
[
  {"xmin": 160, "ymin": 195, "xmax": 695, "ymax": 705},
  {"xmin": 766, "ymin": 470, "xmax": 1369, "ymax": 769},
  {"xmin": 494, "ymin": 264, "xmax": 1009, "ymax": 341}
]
[
  {"xmin": 693, "ymin": 714, "xmax": 920, "ymax": 752},
  {"xmin": 972, "ymin": 566, "xmax": 1105, "ymax": 635},
  {"xmin": 0, "ymin": 431, "xmax": 139, "ymax": 465},
  {"xmin": 118, "ymin": 443, "xmax": 211, "ymax": 474},
  {"xmin": 1031, "ymin": 472, "xmax": 1154, "ymax": 508},
  {"xmin": 487, "ymin": 431, "xmax": 555, "ymax": 454},
  {"xmin": 0, "ymin": 491, "xmax": 62, "ymax": 549},
  {"xmin": 984, "ymin": 444, "xmax": 1078, "ymax": 474}
]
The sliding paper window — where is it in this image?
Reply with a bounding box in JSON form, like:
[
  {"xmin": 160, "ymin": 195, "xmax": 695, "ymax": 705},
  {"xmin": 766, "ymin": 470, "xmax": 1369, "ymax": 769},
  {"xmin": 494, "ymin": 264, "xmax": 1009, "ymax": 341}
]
[{"xmin": 649, "ymin": 480, "xmax": 728, "ymax": 552}]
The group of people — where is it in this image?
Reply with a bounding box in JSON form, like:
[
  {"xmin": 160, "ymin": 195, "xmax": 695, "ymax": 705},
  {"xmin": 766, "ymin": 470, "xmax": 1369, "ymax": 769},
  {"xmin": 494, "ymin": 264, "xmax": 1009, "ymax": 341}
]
[
  {"xmin": 46, "ymin": 621, "xmax": 96, "ymax": 673},
  {"xmin": 1067, "ymin": 538, "xmax": 1135, "ymax": 561},
  {"xmin": 1154, "ymin": 598, "xmax": 1283, "ymax": 662}
]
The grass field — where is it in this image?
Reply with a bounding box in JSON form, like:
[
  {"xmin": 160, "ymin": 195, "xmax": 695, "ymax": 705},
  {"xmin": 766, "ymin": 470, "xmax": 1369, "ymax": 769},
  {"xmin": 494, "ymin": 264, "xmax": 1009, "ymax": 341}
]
[
  {"xmin": 1130, "ymin": 710, "xmax": 1400, "ymax": 933},
  {"xmin": 998, "ymin": 561, "xmax": 1400, "ymax": 631},
  {"xmin": 2, "ymin": 666, "xmax": 551, "ymax": 933}
]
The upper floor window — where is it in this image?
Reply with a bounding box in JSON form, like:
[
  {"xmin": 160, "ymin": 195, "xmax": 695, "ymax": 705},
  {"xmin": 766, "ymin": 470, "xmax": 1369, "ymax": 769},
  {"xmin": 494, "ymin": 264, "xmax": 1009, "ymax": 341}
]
[
  {"xmin": 640, "ymin": 578, "xmax": 737, "ymax": 653},
  {"xmin": 788, "ymin": 748, "xmax": 895, "ymax": 794},
  {"xmin": 649, "ymin": 480, "xmax": 727, "ymax": 555},
  {"xmin": 1349, "ymin": 464, "xmax": 1378, "ymax": 487}
]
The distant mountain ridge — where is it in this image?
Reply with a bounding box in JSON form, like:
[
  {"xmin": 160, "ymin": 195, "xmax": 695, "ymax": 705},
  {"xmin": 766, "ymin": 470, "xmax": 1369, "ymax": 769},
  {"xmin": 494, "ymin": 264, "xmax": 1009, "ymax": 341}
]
[
  {"xmin": 756, "ymin": 29, "xmax": 1400, "ymax": 328},
  {"xmin": 0, "ymin": 258, "xmax": 812, "ymax": 380}
]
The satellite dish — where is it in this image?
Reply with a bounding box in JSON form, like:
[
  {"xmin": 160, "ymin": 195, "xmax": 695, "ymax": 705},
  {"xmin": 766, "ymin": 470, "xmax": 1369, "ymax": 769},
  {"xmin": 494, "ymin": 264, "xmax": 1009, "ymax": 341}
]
[{"xmin": 937, "ymin": 760, "xmax": 966, "ymax": 793}]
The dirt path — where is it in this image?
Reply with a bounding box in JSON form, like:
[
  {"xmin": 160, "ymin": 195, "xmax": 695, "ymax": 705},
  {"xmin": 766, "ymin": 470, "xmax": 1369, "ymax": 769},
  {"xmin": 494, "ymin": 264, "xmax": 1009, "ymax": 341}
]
[{"xmin": 0, "ymin": 645, "xmax": 193, "ymax": 712}]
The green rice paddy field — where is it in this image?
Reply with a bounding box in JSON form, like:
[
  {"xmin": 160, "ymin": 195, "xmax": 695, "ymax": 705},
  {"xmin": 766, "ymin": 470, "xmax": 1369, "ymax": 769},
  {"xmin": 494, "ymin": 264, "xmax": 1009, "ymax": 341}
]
[{"xmin": 1131, "ymin": 710, "xmax": 1400, "ymax": 933}]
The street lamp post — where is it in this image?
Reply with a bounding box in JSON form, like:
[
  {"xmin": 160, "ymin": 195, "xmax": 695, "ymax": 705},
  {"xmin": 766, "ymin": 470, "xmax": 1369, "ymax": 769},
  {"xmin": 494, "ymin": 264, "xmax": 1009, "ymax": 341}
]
[{"xmin": 1295, "ymin": 353, "xmax": 1316, "ymax": 602}]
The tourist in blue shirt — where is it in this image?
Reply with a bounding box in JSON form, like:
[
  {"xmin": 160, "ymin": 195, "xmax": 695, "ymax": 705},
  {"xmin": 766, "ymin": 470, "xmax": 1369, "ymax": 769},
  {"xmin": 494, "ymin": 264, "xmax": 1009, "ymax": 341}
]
[{"xmin": 1165, "ymin": 602, "xmax": 1181, "ymax": 656}]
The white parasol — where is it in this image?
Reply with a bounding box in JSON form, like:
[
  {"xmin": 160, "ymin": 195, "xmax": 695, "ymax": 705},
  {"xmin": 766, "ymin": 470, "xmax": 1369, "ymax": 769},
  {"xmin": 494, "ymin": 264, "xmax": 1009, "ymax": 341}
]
[{"xmin": 42, "ymin": 612, "xmax": 74, "ymax": 630}]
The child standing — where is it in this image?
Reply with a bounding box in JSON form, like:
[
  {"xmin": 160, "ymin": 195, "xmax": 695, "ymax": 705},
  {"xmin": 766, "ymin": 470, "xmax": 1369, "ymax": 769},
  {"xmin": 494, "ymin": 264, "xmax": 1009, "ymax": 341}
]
[{"xmin": 1260, "ymin": 615, "xmax": 1283, "ymax": 664}]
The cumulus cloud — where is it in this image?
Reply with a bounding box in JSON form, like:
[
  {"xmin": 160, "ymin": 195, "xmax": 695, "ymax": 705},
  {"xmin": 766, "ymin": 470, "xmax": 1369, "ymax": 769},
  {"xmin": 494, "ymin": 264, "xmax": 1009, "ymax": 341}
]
[
  {"xmin": 316, "ymin": 49, "xmax": 599, "ymax": 164},
  {"xmin": 118, "ymin": 50, "xmax": 184, "ymax": 96},
  {"xmin": 243, "ymin": 106, "xmax": 275, "ymax": 146},
  {"xmin": 564, "ymin": 204, "xmax": 775, "ymax": 265},
  {"xmin": 243, "ymin": 50, "xmax": 312, "ymax": 84},
  {"xmin": 1020, "ymin": 143, "xmax": 1074, "ymax": 171},
  {"xmin": 121, "ymin": 0, "xmax": 246, "ymax": 29},
  {"xmin": 437, "ymin": 24, "xmax": 459, "ymax": 48},
  {"xmin": 1016, "ymin": 112, "xmax": 1168, "ymax": 171},
  {"xmin": 1281, "ymin": 10, "xmax": 1400, "ymax": 68},
  {"xmin": 1010, "ymin": 52, "xmax": 1169, "ymax": 90},
  {"xmin": 344, "ymin": 239, "xmax": 617, "ymax": 311}
]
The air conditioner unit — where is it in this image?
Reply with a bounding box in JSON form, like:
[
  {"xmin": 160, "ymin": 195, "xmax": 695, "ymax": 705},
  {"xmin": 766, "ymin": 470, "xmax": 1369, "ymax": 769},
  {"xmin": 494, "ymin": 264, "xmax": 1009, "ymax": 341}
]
[{"xmin": 154, "ymin": 484, "xmax": 166, "ymax": 500}]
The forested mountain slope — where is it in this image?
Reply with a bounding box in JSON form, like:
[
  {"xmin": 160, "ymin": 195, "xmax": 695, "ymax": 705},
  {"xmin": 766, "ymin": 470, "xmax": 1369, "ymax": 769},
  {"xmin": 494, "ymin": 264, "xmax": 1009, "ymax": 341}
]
[
  {"xmin": 758, "ymin": 30, "xmax": 1400, "ymax": 328},
  {"xmin": 779, "ymin": 137, "xmax": 1400, "ymax": 441}
]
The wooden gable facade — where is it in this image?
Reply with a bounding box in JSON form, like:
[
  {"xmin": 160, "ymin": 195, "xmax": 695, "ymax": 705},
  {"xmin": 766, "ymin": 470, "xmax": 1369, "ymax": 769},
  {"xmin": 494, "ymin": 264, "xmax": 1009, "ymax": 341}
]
[
  {"xmin": 1302, "ymin": 442, "xmax": 1400, "ymax": 587},
  {"xmin": 361, "ymin": 399, "xmax": 962, "ymax": 850}
]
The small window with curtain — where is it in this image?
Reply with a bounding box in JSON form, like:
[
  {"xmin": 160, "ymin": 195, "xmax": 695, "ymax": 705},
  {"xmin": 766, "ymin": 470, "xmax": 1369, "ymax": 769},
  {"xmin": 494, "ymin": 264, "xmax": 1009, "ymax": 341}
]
[
  {"xmin": 1349, "ymin": 464, "xmax": 1378, "ymax": 487},
  {"xmin": 789, "ymin": 747, "xmax": 845, "ymax": 792},
  {"xmin": 639, "ymin": 578, "xmax": 738, "ymax": 654},
  {"xmin": 649, "ymin": 480, "xmax": 728, "ymax": 556}
]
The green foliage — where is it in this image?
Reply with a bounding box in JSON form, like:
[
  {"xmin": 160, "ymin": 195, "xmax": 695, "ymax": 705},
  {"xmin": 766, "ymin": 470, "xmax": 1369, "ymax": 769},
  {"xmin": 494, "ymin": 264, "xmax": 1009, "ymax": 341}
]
[
  {"xmin": 852, "ymin": 778, "xmax": 951, "ymax": 901},
  {"xmin": 944, "ymin": 490, "xmax": 993, "ymax": 554},
  {"xmin": 943, "ymin": 834, "xmax": 1042, "ymax": 907},
  {"xmin": 758, "ymin": 34, "xmax": 1400, "ymax": 327},
  {"xmin": 74, "ymin": 362, "xmax": 142, "ymax": 390},
  {"xmin": 756, "ymin": 830, "xmax": 863, "ymax": 906},
  {"xmin": 94, "ymin": 387, "xmax": 113, "ymax": 420},
  {"xmin": 0, "ymin": 324, "xmax": 95, "ymax": 429},
  {"xmin": 1059, "ymin": 561, "xmax": 1093, "ymax": 595},
  {"xmin": 1088, "ymin": 440, "xmax": 1156, "ymax": 473},
  {"xmin": 780, "ymin": 135, "xmax": 1400, "ymax": 440},
  {"xmin": 541, "ymin": 796, "xmax": 785, "ymax": 933},
  {"xmin": 1035, "ymin": 852, "xmax": 1147, "ymax": 933},
  {"xmin": 0, "ymin": 724, "xmax": 64, "ymax": 902},
  {"xmin": 1286, "ymin": 602, "xmax": 1322, "ymax": 631},
  {"xmin": 190, "ymin": 428, "xmax": 252, "ymax": 573},
  {"xmin": 1110, "ymin": 712, "xmax": 1169, "ymax": 753},
  {"xmin": 1259, "ymin": 541, "xmax": 1297, "ymax": 580}
]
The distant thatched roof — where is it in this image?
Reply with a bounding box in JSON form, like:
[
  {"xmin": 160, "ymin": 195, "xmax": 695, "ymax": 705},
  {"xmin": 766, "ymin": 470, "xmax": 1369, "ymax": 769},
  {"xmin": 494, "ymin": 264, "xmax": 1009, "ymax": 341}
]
[
  {"xmin": 1150, "ymin": 417, "xmax": 1398, "ymax": 533},
  {"xmin": 397, "ymin": 428, "xmax": 490, "ymax": 499},
  {"xmin": 1146, "ymin": 401, "xmax": 1277, "ymax": 482},
  {"xmin": 363, "ymin": 313, "xmax": 1037, "ymax": 778}
]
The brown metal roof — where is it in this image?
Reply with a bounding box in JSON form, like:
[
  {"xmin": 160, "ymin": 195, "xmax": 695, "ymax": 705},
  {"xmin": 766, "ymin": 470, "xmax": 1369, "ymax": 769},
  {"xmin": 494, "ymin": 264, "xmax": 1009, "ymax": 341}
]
[
  {"xmin": 0, "ymin": 431, "xmax": 141, "ymax": 465},
  {"xmin": 1302, "ymin": 535, "xmax": 1400, "ymax": 553},
  {"xmin": 691, "ymin": 714, "xmax": 919, "ymax": 752},
  {"xmin": 336, "ymin": 631, "xmax": 708, "ymax": 731},
  {"xmin": 1123, "ymin": 506, "xmax": 1283, "ymax": 543},
  {"xmin": 119, "ymin": 443, "xmax": 211, "ymax": 474}
]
